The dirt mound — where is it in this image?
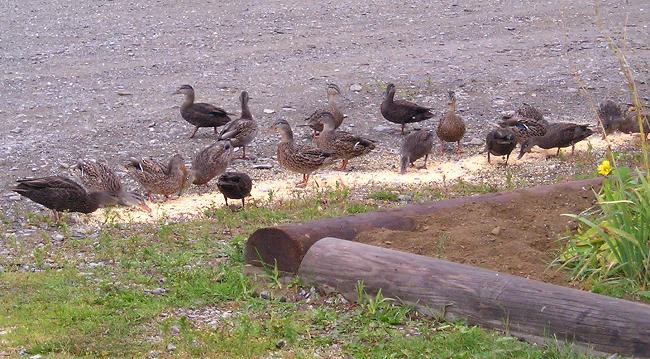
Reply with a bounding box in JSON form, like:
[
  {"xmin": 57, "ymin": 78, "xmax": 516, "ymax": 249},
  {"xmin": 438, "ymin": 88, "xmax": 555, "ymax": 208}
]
[{"xmin": 356, "ymin": 186, "xmax": 597, "ymax": 286}]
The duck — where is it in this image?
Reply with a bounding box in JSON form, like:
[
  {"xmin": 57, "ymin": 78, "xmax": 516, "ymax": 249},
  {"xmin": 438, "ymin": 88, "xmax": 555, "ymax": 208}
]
[
  {"xmin": 598, "ymin": 100, "xmax": 623, "ymax": 136},
  {"xmin": 217, "ymin": 172, "xmax": 253, "ymax": 209},
  {"xmin": 73, "ymin": 160, "xmax": 151, "ymax": 210},
  {"xmin": 125, "ymin": 154, "xmax": 188, "ymax": 200},
  {"xmin": 516, "ymin": 103, "xmax": 546, "ymax": 124},
  {"xmin": 518, "ymin": 123, "xmax": 594, "ymax": 159},
  {"xmin": 217, "ymin": 91, "xmax": 258, "ymax": 159},
  {"xmin": 304, "ymin": 83, "xmax": 345, "ymax": 137},
  {"xmin": 498, "ymin": 117, "xmax": 548, "ymax": 146},
  {"xmin": 312, "ymin": 112, "xmax": 375, "ymax": 171},
  {"xmin": 189, "ymin": 140, "xmax": 233, "ymax": 186},
  {"xmin": 381, "ymin": 83, "xmax": 434, "ymax": 135},
  {"xmin": 598, "ymin": 100, "xmax": 649, "ymax": 140},
  {"xmin": 174, "ymin": 84, "xmax": 232, "ymax": 138},
  {"xmin": 484, "ymin": 127, "xmax": 517, "ymax": 165},
  {"xmin": 12, "ymin": 176, "xmax": 148, "ymax": 221},
  {"xmin": 436, "ymin": 91, "xmax": 466, "ymax": 154},
  {"xmin": 270, "ymin": 119, "xmax": 334, "ymax": 187},
  {"xmin": 400, "ymin": 129, "xmax": 434, "ymax": 174}
]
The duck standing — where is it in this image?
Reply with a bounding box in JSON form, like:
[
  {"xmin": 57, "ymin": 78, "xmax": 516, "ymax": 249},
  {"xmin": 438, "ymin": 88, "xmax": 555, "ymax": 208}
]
[
  {"xmin": 125, "ymin": 154, "xmax": 189, "ymax": 200},
  {"xmin": 381, "ymin": 83, "xmax": 434, "ymax": 135},
  {"xmin": 189, "ymin": 141, "xmax": 233, "ymax": 186},
  {"xmin": 312, "ymin": 112, "xmax": 375, "ymax": 171},
  {"xmin": 400, "ymin": 129, "xmax": 434, "ymax": 174},
  {"xmin": 518, "ymin": 123, "xmax": 594, "ymax": 159},
  {"xmin": 304, "ymin": 84, "xmax": 345, "ymax": 137},
  {"xmin": 12, "ymin": 176, "xmax": 145, "ymax": 221},
  {"xmin": 436, "ymin": 91, "xmax": 466, "ymax": 154},
  {"xmin": 218, "ymin": 91, "xmax": 258, "ymax": 159},
  {"xmin": 74, "ymin": 160, "xmax": 151, "ymax": 210},
  {"xmin": 270, "ymin": 119, "xmax": 334, "ymax": 187},
  {"xmin": 174, "ymin": 84, "xmax": 232, "ymax": 138},
  {"xmin": 217, "ymin": 172, "xmax": 253, "ymax": 209},
  {"xmin": 484, "ymin": 127, "xmax": 517, "ymax": 165}
]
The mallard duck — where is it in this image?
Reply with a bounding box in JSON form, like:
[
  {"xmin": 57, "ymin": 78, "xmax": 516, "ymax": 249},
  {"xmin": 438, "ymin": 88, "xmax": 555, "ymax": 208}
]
[
  {"xmin": 400, "ymin": 129, "xmax": 433, "ymax": 174},
  {"xmin": 73, "ymin": 160, "xmax": 151, "ymax": 211},
  {"xmin": 623, "ymin": 109, "xmax": 650, "ymax": 141},
  {"xmin": 73, "ymin": 160, "xmax": 122, "ymax": 193},
  {"xmin": 174, "ymin": 84, "xmax": 232, "ymax": 138},
  {"xmin": 498, "ymin": 116, "xmax": 547, "ymax": 145},
  {"xmin": 598, "ymin": 100, "xmax": 623, "ymax": 134},
  {"xmin": 599, "ymin": 100, "xmax": 649, "ymax": 140},
  {"xmin": 304, "ymin": 83, "xmax": 344, "ymax": 136},
  {"xmin": 518, "ymin": 123, "xmax": 594, "ymax": 159},
  {"xmin": 125, "ymin": 154, "xmax": 188, "ymax": 200},
  {"xmin": 485, "ymin": 127, "xmax": 517, "ymax": 165},
  {"xmin": 217, "ymin": 91, "xmax": 258, "ymax": 159},
  {"xmin": 217, "ymin": 172, "xmax": 253, "ymax": 208},
  {"xmin": 381, "ymin": 83, "xmax": 434, "ymax": 135},
  {"xmin": 517, "ymin": 103, "xmax": 546, "ymax": 124},
  {"xmin": 436, "ymin": 91, "xmax": 466, "ymax": 154},
  {"xmin": 189, "ymin": 140, "xmax": 233, "ymax": 186},
  {"xmin": 12, "ymin": 176, "xmax": 147, "ymax": 221},
  {"xmin": 270, "ymin": 119, "xmax": 334, "ymax": 187},
  {"xmin": 312, "ymin": 112, "xmax": 375, "ymax": 171}
]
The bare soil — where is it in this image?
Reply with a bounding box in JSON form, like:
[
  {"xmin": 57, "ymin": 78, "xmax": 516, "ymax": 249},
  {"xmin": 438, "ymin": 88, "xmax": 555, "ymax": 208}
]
[{"xmin": 357, "ymin": 185, "xmax": 597, "ymax": 286}]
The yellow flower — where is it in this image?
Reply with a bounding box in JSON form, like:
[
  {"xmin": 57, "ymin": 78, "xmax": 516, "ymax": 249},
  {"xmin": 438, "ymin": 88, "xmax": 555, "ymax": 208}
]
[{"xmin": 597, "ymin": 160, "xmax": 612, "ymax": 176}]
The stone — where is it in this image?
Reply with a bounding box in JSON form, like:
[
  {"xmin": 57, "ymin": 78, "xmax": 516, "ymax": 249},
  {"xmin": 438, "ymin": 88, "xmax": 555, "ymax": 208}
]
[
  {"xmin": 263, "ymin": 109, "xmax": 275, "ymax": 114},
  {"xmin": 259, "ymin": 291, "xmax": 271, "ymax": 300},
  {"xmin": 491, "ymin": 226, "xmax": 502, "ymax": 236},
  {"xmin": 252, "ymin": 163, "xmax": 273, "ymax": 170},
  {"xmin": 349, "ymin": 83, "xmax": 363, "ymax": 92},
  {"xmin": 170, "ymin": 325, "xmax": 180, "ymax": 336},
  {"xmin": 166, "ymin": 343, "xmax": 176, "ymax": 352}
]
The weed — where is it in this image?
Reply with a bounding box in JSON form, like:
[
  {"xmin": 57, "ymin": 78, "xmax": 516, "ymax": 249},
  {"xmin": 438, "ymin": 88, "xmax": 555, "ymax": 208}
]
[{"xmin": 369, "ymin": 190, "xmax": 399, "ymax": 202}]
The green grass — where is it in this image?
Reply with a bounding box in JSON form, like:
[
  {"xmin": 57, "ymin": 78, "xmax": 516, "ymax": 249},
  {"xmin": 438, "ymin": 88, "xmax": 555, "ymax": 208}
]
[
  {"xmin": 1, "ymin": 185, "xmax": 600, "ymax": 358},
  {"xmin": 368, "ymin": 190, "xmax": 399, "ymax": 202}
]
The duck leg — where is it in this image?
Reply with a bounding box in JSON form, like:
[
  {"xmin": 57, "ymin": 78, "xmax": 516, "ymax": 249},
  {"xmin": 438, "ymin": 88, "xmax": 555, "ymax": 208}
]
[
  {"xmin": 505, "ymin": 153, "xmax": 510, "ymax": 165},
  {"xmin": 214, "ymin": 126, "xmax": 218, "ymax": 134},
  {"xmin": 296, "ymin": 174, "xmax": 310, "ymax": 188},
  {"xmin": 51, "ymin": 209, "xmax": 60, "ymax": 223},
  {"xmin": 336, "ymin": 159, "xmax": 349, "ymax": 171},
  {"xmin": 456, "ymin": 141, "xmax": 463, "ymax": 154},
  {"xmin": 556, "ymin": 147, "xmax": 561, "ymax": 156},
  {"xmin": 416, "ymin": 154, "xmax": 429, "ymax": 169},
  {"xmin": 241, "ymin": 198, "xmax": 246, "ymax": 208},
  {"xmin": 440, "ymin": 143, "xmax": 445, "ymax": 155},
  {"xmin": 223, "ymin": 195, "xmax": 229, "ymax": 207},
  {"xmin": 241, "ymin": 146, "xmax": 248, "ymax": 160},
  {"xmin": 189, "ymin": 126, "xmax": 200, "ymax": 139},
  {"xmin": 401, "ymin": 124, "xmax": 405, "ymax": 135},
  {"xmin": 487, "ymin": 152, "xmax": 491, "ymax": 164}
]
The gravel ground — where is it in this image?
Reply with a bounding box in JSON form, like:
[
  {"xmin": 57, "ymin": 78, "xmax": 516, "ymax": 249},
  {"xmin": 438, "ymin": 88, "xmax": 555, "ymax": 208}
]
[{"xmin": 1, "ymin": 0, "xmax": 649, "ymax": 220}]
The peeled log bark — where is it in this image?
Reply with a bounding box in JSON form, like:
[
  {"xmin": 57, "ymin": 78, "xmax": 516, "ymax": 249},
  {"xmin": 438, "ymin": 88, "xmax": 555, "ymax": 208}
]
[
  {"xmin": 246, "ymin": 178, "xmax": 602, "ymax": 272},
  {"xmin": 299, "ymin": 238, "xmax": 650, "ymax": 357}
]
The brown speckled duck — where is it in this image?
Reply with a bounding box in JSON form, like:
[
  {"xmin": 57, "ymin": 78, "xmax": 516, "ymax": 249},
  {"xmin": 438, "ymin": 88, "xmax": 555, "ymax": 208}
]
[
  {"xmin": 312, "ymin": 112, "xmax": 375, "ymax": 171},
  {"xmin": 190, "ymin": 141, "xmax": 233, "ymax": 186},
  {"xmin": 400, "ymin": 129, "xmax": 434, "ymax": 174},
  {"xmin": 499, "ymin": 116, "xmax": 547, "ymax": 146},
  {"xmin": 271, "ymin": 119, "xmax": 334, "ymax": 187},
  {"xmin": 12, "ymin": 176, "xmax": 146, "ymax": 221},
  {"xmin": 517, "ymin": 103, "xmax": 546, "ymax": 124},
  {"xmin": 304, "ymin": 84, "xmax": 344, "ymax": 136},
  {"xmin": 174, "ymin": 85, "xmax": 232, "ymax": 138},
  {"xmin": 518, "ymin": 123, "xmax": 594, "ymax": 159},
  {"xmin": 218, "ymin": 91, "xmax": 258, "ymax": 159},
  {"xmin": 598, "ymin": 100, "xmax": 649, "ymax": 140},
  {"xmin": 217, "ymin": 172, "xmax": 253, "ymax": 208},
  {"xmin": 73, "ymin": 160, "xmax": 151, "ymax": 211},
  {"xmin": 125, "ymin": 154, "xmax": 188, "ymax": 200},
  {"xmin": 381, "ymin": 83, "xmax": 434, "ymax": 134},
  {"xmin": 485, "ymin": 127, "xmax": 517, "ymax": 165},
  {"xmin": 436, "ymin": 91, "xmax": 466, "ymax": 154}
]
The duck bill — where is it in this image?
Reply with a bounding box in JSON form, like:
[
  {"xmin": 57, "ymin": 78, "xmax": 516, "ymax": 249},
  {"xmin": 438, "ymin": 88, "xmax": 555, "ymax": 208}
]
[{"xmin": 138, "ymin": 202, "xmax": 152, "ymax": 213}]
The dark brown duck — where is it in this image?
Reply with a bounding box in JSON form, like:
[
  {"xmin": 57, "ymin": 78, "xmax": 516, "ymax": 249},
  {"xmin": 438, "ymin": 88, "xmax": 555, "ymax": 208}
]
[
  {"xmin": 217, "ymin": 172, "xmax": 253, "ymax": 208},
  {"xmin": 518, "ymin": 123, "xmax": 594, "ymax": 159},
  {"xmin": 174, "ymin": 84, "xmax": 232, "ymax": 138},
  {"xmin": 381, "ymin": 83, "xmax": 434, "ymax": 135}
]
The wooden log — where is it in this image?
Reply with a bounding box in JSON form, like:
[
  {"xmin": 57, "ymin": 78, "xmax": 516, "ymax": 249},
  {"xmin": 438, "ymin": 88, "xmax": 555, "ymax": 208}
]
[
  {"xmin": 246, "ymin": 178, "xmax": 602, "ymax": 272},
  {"xmin": 298, "ymin": 238, "xmax": 650, "ymax": 357}
]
